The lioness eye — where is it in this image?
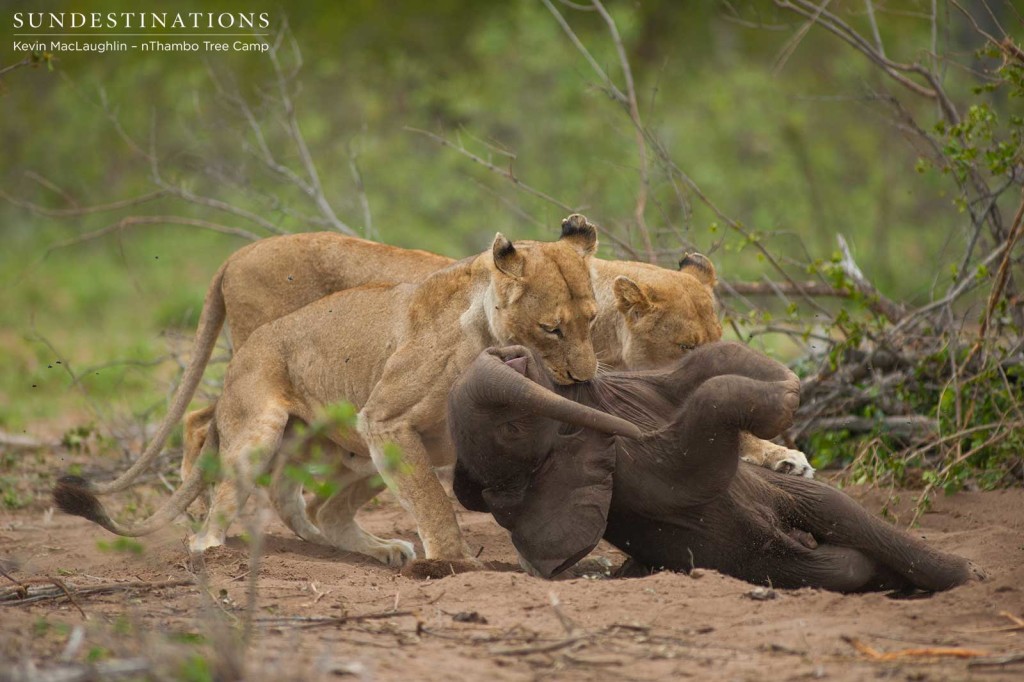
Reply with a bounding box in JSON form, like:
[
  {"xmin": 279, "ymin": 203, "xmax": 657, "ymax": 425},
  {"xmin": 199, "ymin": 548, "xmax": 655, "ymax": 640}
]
[{"xmin": 540, "ymin": 324, "xmax": 563, "ymax": 338}]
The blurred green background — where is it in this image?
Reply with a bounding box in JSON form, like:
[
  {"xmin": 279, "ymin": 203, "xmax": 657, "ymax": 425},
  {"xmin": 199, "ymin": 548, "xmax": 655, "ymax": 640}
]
[{"xmin": 1, "ymin": 0, "xmax": 1020, "ymax": 432}]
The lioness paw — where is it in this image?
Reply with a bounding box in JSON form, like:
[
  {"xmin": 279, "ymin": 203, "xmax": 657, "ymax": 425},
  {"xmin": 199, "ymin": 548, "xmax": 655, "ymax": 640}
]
[
  {"xmin": 369, "ymin": 538, "xmax": 416, "ymax": 568},
  {"xmin": 742, "ymin": 443, "xmax": 815, "ymax": 479},
  {"xmin": 770, "ymin": 448, "xmax": 815, "ymax": 478},
  {"xmin": 189, "ymin": 531, "xmax": 226, "ymax": 553}
]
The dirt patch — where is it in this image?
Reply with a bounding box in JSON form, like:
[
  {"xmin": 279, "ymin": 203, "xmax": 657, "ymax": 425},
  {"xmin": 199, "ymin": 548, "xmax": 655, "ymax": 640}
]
[{"xmin": 2, "ymin": 470, "xmax": 1023, "ymax": 681}]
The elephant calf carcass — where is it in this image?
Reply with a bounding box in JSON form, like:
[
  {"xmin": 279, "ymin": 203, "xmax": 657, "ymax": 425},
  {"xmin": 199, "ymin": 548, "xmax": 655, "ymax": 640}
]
[{"xmin": 447, "ymin": 342, "xmax": 977, "ymax": 592}]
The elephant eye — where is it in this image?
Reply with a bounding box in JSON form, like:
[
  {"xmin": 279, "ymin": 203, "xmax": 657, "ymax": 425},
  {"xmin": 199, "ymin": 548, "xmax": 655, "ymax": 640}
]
[
  {"xmin": 540, "ymin": 324, "xmax": 563, "ymax": 338},
  {"xmin": 679, "ymin": 342, "xmax": 695, "ymax": 352}
]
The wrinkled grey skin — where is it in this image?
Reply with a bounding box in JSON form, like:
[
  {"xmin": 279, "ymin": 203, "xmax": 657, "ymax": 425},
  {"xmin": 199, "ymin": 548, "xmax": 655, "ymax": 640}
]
[{"xmin": 448, "ymin": 342, "xmax": 978, "ymax": 592}]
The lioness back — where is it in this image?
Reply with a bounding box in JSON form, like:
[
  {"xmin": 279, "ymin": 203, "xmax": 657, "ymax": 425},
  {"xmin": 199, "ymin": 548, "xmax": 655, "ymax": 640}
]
[
  {"xmin": 218, "ymin": 232, "xmax": 722, "ymax": 372},
  {"xmin": 222, "ymin": 232, "xmax": 452, "ymax": 347}
]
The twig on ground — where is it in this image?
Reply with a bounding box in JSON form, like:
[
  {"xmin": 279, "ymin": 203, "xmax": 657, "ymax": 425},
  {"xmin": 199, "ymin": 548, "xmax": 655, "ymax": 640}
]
[
  {"xmin": 1, "ymin": 657, "xmax": 152, "ymax": 682},
  {"xmin": 0, "ymin": 578, "xmax": 194, "ymax": 606},
  {"xmin": 253, "ymin": 610, "xmax": 416, "ymax": 629},
  {"xmin": 844, "ymin": 636, "xmax": 989, "ymax": 660}
]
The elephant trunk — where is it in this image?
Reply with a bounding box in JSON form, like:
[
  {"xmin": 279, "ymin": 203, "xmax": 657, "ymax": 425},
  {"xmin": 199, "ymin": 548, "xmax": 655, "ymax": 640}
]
[{"xmin": 469, "ymin": 350, "xmax": 644, "ymax": 440}]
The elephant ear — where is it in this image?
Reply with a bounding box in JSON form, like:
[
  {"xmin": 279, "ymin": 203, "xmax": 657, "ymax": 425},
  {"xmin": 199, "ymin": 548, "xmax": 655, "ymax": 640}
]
[{"xmin": 497, "ymin": 431, "xmax": 616, "ymax": 579}]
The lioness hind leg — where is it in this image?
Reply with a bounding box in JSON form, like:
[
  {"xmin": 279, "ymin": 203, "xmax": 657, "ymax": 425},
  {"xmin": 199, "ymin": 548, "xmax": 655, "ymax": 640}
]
[
  {"xmin": 315, "ymin": 474, "xmax": 416, "ymax": 567},
  {"xmin": 190, "ymin": 405, "xmax": 289, "ymax": 552},
  {"xmin": 181, "ymin": 405, "xmax": 216, "ymax": 481},
  {"xmin": 182, "ymin": 405, "xmax": 217, "ymax": 512}
]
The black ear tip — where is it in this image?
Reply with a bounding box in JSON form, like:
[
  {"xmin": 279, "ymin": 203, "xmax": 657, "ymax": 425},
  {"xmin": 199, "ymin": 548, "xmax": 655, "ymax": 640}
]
[
  {"xmin": 493, "ymin": 233, "xmax": 517, "ymax": 258},
  {"xmin": 678, "ymin": 252, "xmax": 713, "ymax": 273},
  {"xmin": 560, "ymin": 213, "xmax": 596, "ymax": 238}
]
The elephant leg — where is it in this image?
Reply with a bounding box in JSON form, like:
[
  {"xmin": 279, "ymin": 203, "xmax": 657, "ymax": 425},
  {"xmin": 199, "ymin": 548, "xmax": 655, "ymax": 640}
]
[
  {"xmin": 774, "ymin": 475, "xmax": 975, "ymax": 592},
  {"xmin": 765, "ymin": 545, "xmax": 907, "ymax": 593},
  {"xmin": 666, "ymin": 375, "xmax": 801, "ymax": 493},
  {"xmin": 660, "ymin": 342, "xmax": 799, "ymax": 400}
]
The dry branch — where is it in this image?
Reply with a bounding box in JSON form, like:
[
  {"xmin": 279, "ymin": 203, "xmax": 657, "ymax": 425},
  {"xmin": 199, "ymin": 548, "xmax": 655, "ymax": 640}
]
[
  {"xmin": 0, "ymin": 658, "xmax": 151, "ymax": 682},
  {"xmin": 800, "ymin": 415, "xmax": 938, "ymax": 439},
  {"xmin": 0, "ymin": 578, "xmax": 194, "ymax": 606},
  {"xmin": 253, "ymin": 609, "xmax": 416, "ymax": 630},
  {"xmin": 844, "ymin": 636, "xmax": 989, "ymax": 660}
]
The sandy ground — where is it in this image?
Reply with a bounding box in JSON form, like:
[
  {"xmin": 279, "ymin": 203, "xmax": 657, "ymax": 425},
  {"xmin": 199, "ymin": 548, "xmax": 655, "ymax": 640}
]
[{"xmin": 1, "ymin": 454, "xmax": 1023, "ymax": 681}]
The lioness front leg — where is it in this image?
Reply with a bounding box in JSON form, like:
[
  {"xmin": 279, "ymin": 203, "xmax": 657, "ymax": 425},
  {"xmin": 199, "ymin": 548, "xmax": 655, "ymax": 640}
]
[
  {"xmin": 357, "ymin": 420, "xmax": 473, "ymax": 563},
  {"xmin": 739, "ymin": 432, "xmax": 815, "ymax": 478}
]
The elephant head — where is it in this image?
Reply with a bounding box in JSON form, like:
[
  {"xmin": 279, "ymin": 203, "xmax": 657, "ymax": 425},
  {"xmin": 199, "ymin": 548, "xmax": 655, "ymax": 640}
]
[{"xmin": 448, "ymin": 345, "xmax": 641, "ymax": 578}]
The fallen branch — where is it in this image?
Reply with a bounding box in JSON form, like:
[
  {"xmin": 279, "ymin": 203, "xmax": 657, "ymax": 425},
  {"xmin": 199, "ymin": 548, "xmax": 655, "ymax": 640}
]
[
  {"xmin": 0, "ymin": 578, "xmax": 194, "ymax": 606},
  {"xmin": 490, "ymin": 634, "xmax": 590, "ymax": 657},
  {"xmin": 844, "ymin": 636, "xmax": 989, "ymax": 660},
  {"xmin": 0, "ymin": 430, "xmax": 52, "ymax": 450},
  {"xmin": 0, "ymin": 657, "xmax": 151, "ymax": 682},
  {"xmin": 968, "ymin": 652, "xmax": 1024, "ymax": 668},
  {"xmin": 798, "ymin": 415, "xmax": 938, "ymax": 439},
  {"xmin": 836, "ymin": 234, "xmax": 906, "ymax": 324},
  {"xmin": 719, "ymin": 280, "xmax": 850, "ymax": 298},
  {"xmin": 253, "ymin": 609, "xmax": 415, "ymax": 630}
]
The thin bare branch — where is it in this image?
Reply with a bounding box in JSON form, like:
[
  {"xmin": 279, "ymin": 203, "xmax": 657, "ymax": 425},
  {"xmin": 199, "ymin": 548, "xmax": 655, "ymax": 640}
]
[
  {"xmin": 591, "ymin": 0, "xmax": 655, "ymax": 263},
  {"xmin": 0, "ymin": 189, "xmax": 167, "ymax": 218},
  {"xmin": 44, "ymin": 215, "xmax": 260, "ymax": 258},
  {"xmin": 348, "ymin": 138, "xmax": 375, "ymax": 239},
  {"xmin": 265, "ymin": 22, "xmax": 354, "ymax": 235},
  {"xmin": 406, "ymin": 127, "xmax": 577, "ymax": 213},
  {"xmin": 863, "ymin": 0, "xmax": 885, "ymax": 58},
  {"xmin": 540, "ymin": 0, "xmax": 627, "ymax": 104}
]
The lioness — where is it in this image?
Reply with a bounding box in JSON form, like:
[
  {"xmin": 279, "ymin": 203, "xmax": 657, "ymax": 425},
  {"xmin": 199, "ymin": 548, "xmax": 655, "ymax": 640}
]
[
  {"xmin": 57, "ymin": 219, "xmax": 602, "ymax": 566},
  {"xmin": 171, "ymin": 234, "xmax": 806, "ymax": 488}
]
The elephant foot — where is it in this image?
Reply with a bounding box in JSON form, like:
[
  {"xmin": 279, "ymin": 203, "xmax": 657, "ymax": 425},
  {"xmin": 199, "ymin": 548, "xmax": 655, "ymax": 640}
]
[{"xmin": 967, "ymin": 561, "xmax": 989, "ymax": 582}]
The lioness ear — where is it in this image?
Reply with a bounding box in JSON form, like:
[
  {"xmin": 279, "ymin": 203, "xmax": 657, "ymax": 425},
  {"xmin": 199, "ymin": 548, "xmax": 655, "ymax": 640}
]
[
  {"xmin": 559, "ymin": 214, "xmax": 598, "ymax": 257},
  {"xmin": 678, "ymin": 252, "xmax": 717, "ymax": 287},
  {"xmin": 613, "ymin": 276, "xmax": 651, "ymax": 321},
  {"xmin": 492, "ymin": 232, "xmax": 525, "ymax": 278}
]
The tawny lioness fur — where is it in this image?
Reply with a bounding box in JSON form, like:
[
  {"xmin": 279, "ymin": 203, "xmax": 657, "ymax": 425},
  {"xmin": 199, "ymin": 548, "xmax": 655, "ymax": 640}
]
[{"xmin": 56, "ymin": 219, "xmax": 602, "ymax": 567}]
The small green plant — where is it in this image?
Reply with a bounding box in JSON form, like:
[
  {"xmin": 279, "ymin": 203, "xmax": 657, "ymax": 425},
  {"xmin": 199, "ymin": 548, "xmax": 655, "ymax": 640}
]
[
  {"xmin": 96, "ymin": 538, "xmax": 145, "ymax": 555},
  {"xmin": 178, "ymin": 655, "xmax": 214, "ymax": 682},
  {"xmin": 1, "ymin": 478, "xmax": 27, "ymax": 509}
]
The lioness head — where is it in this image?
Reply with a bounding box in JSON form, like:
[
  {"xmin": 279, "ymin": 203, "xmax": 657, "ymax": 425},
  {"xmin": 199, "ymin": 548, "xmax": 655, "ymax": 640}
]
[
  {"xmin": 487, "ymin": 214, "xmax": 599, "ymax": 385},
  {"xmin": 612, "ymin": 252, "xmax": 723, "ymax": 370}
]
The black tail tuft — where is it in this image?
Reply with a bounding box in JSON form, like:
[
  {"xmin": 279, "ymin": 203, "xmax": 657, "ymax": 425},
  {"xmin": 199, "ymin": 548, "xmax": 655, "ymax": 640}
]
[{"xmin": 53, "ymin": 475, "xmax": 109, "ymax": 525}]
